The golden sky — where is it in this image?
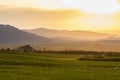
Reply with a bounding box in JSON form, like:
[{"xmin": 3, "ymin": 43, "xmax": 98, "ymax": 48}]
[{"xmin": 0, "ymin": 0, "xmax": 120, "ymax": 32}]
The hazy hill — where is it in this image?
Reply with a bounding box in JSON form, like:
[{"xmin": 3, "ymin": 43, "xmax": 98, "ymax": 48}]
[
  {"xmin": 24, "ymin": 28, "xmax": 114, "ymax": 41},
  {"xmin": 23, "ymin": 28, "xmax": 120, "ymax": 52},
  {"xmin": 0, "ymin": 24, "xmax": 52, "ymax": 44},
  {"xmin": 98, "ymin": 36, "xmax": 120, "ymax": 43},
  {"xmin": 1, "ymin": 24, "xmax": 120, "ymax": 52}
]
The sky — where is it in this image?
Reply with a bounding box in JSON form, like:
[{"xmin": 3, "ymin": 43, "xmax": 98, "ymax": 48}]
[{"xmin": 0, "ymin": 0, "xmax": 120, "ymax": 32}]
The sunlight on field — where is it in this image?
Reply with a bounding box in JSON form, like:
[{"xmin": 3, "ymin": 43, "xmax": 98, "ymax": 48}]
[{"xmin": 0, "ymin": 52, "xmax": 120, "ymax": 80}]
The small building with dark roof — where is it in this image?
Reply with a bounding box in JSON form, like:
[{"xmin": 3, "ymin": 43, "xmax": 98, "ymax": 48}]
[{"xmin": 18, "ymin": 45, "xmax": 34, "ymax": 52}]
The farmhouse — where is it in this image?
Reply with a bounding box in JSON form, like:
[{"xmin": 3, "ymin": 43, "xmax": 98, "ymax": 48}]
[{"xmin": 18, "ymin": 45, "xmax": 34, "ymax": 52}]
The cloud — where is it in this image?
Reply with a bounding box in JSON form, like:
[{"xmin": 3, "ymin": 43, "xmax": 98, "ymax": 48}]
[
  {"xmin": 0, "ymin": 7, "xmax": 119, "ymax": 31},
  {"xmin": 111, "ymin": 12, "xmax": 120, "ymax": 27},
  {"xmin": 0, "ymin": 7, "xmax": 84, "ymax": 29},
  {"xmin": 113, "ymin": 12, "xmax": 120, "ymax": 20},
  {"xmin": 0, "ymin": 5, "xmax": 5, "ymax": 8}
]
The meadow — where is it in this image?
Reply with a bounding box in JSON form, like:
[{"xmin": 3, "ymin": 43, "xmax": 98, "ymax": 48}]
[{"xmin": 0, "ymin": 52, "xmax": 120, "ymax": 80}]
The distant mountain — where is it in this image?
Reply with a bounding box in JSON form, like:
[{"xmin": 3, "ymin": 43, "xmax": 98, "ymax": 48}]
[
  {"xmin": 98, "ymin": 36, "xmax": 120, "ymax": 43},
  {"xmin": 1, "ymin": 25, "xmax": 120, "ymax": 52},
  {"xmin": 24, "ymin": 28, "xmax": 115, "ymax": 41},
  {"xmin": 0, "ymin": 24, "xmax": 52, "ymax": 44}
]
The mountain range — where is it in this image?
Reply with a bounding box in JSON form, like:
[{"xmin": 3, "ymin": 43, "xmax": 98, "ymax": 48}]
[
  {"xmin": 1, "ymin": 24, "xmax": 120, "ymax": 51},
  {"xmin": 24, "ymin": 28, "xmax": 115, "ymax": 41},
  {"xmin": 0, "ymin": 24, "xmax": 52, "ymax": 44}
]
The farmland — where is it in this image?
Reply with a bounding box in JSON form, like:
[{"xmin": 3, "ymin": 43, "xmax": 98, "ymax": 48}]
[{"xmin": 0, "ymin": 52, "xmax": 120, "ymax": 80}]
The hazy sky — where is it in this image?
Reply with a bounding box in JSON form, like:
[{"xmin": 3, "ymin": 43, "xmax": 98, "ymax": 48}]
[{"xmin": 0, "ymin": 0, "xmax": 120, "ymax": 32}]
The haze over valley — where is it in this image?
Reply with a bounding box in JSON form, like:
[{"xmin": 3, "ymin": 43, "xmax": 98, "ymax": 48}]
[
  {"xmin": 24, "ymin": 28, "xmax": 116, "ymax": 41},
  {"xmin": 0, "ymin": 24, "xmax": 120, "ymax": 52}
]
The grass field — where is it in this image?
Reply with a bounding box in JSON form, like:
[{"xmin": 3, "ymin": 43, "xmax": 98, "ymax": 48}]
[{"xmin": 0, "ymin": 52, "xmax": 120, "ymax": 80}]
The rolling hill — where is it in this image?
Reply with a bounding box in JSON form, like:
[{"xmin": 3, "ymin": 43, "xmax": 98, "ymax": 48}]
[
  {"xmin": 23, "ymin": 28, "xmax": 120, "ymax": 52},
  {"xmin": 0, "ymin": 24, "xmax": 52, "ymax": 44},
  {"xmin": 24, "ymin": 28, "xmax": 114, "ymax": 41},
  {"xmin": 1, "ymin": 24, "xmax": 120, "ymax": 51}
]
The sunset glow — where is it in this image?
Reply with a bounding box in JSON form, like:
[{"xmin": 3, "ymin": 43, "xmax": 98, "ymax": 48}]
[{"xmin": 0, "ymin": 0, "xmax": 120, "ymax": 32}]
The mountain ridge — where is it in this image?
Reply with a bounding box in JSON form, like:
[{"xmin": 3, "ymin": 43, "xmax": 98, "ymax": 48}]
[
  {"xmin": 0, "ymin": 24, "xmax": 52, "ymax": 44},
  {"xmin": 24, "ymin": 28, "xmax": 116, "ymax": 41}
]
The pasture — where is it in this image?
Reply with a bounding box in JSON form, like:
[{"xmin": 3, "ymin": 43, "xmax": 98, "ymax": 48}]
[{"xmin": 0, "ymin": 52, "xmax": 120, "ymax": 80}]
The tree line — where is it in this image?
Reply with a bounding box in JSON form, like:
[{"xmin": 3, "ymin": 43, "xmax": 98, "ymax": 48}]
[{"xmin": 0, "ymin": 45, "xmax": 120, "ymax": 56}]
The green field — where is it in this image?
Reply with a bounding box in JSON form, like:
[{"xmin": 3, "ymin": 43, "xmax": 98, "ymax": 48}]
[{"xmin": 0, "ymin": 52, "xmax": 120, "ymax": 80}]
